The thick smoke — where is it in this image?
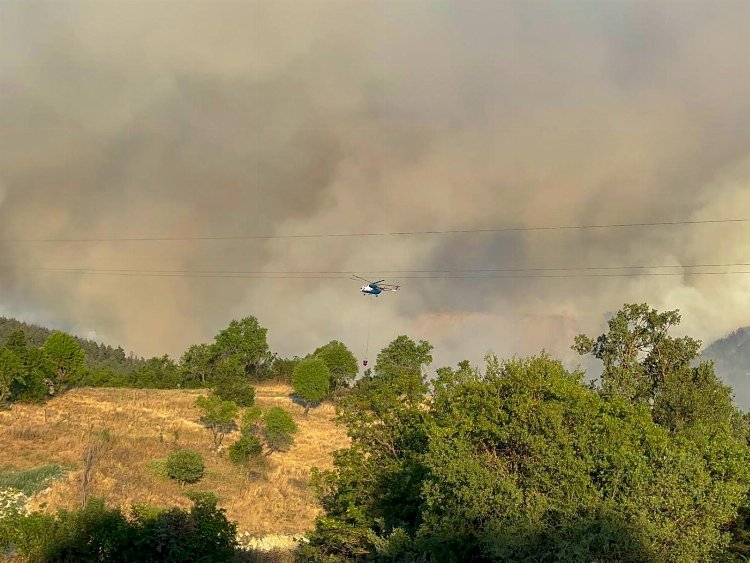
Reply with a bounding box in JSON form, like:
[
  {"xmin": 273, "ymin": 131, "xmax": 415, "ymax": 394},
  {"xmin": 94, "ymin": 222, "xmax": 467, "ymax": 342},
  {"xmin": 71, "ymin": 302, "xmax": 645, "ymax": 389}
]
[{"xmin": 1, "ymin": 1, "xmax": 750, "ymax": 388}]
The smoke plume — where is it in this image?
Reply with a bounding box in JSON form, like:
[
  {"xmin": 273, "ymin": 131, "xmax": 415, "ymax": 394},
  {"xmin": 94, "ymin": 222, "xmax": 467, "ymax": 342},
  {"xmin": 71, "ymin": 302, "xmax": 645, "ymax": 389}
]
[{"xmin": 1, "ymin": 1, "xmax": 750, "ymax": 395}]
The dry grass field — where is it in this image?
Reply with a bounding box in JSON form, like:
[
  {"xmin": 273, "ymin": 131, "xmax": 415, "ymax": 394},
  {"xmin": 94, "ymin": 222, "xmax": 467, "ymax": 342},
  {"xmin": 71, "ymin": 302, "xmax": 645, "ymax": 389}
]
[{"xmin": 0, "ymin": 384, "xmax": 349, "ymax": 536}]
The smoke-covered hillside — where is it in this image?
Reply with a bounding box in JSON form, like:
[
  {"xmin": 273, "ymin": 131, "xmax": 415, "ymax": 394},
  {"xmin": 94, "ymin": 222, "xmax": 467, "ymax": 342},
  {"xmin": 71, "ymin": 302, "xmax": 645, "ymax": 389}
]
[{"xmin": 703, "ymin": 327, "xmax": 750, "ymax": 409}]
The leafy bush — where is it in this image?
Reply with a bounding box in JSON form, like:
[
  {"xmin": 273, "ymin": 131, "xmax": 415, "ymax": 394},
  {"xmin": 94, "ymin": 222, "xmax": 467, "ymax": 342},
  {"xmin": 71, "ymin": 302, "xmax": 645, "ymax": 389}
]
[
  {"xmin": 229, "ymin": 435, "xmax": 263, "ymax": 464},
  {"xmin": 165, "ymin": 449, "xmax": 205, "ymax": 484},
  {"xmin": 214, "ymin": 376, "xmax": 256, "ymax": 407},
  {"xmin": 241, "ymin": 406, "xmax": 264, "ymax": 435},
  {"xmin": 184, "ymin": 490, "xmax": 220, "ymax": 505},
  {"xmin": 195, "ymin": 395, "xmax": 238, "ymax": 451},
  {"xmin": 0, "ymin": 496, "xmax": 237, "ymax": 562},
  {"xmin": 263, "ymin": 407, "xmax": 298, "ymax": 453}
]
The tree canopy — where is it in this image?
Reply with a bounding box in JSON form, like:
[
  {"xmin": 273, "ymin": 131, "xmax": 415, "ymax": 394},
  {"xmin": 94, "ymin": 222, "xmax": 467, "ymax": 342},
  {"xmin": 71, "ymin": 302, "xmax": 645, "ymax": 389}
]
[
  {"xmin": 292, "ymin": 358, "xmax": 330, "ymax": 416},
  {"xmin": 573, "ymin": 303, "xmax": 738, "ymax": 436},
  {"xmin": 213, "ymin": 317, "xmax": 271, "ymax": 378},
  {"xmin": 43, "ymin": 332, "xmax": 86, "ymax": 388},
  {"xmin": 312, "ymin": 341, "xmax": 358, "ymax": 391},
  {"xmin": 194, "ymin": 395, "xmax": 238, "ymax": 451},
  {"xmin": 305, "ymin": 318, "xmax": 750, "ymax": 562}
]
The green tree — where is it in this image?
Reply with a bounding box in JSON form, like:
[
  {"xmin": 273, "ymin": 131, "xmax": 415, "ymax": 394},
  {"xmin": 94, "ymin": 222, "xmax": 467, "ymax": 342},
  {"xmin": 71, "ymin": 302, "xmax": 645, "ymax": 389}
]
[
  {"xmin": 213, "ymin": 317, "xmax": 271, "ymax": 378},
  {"xmin": 306, "ymin": 336, "xmax": 434, "ymax": 558},
  {"xmin": 211, "ymin": 357, "xmax": 256, "ymax": 406},
  {"xmin": 13, "ymin": 347, "xmax": 54, "ymax": 403},
  {"xmin": 132, "ymin": 356, "xmax": 180, "ymax": 388},
  {"xmin": 228, "ymin": 435, "xmax": 262, "ymax": 464},
  {"xmin": 240, "ymin": 406, "xmax": 264, "ymax": 436},
  {"xmin": 372, "ymin": 334, "xmax": 432, "ymax": 386},
  {"xmin": 179, "ymin": 343, "xmax": 218, "ymax": 387},
  {"xmin": 572, "ymin": 304, "xmax": 700, "ymax": 403},
  {"xmin": 43, "ymin": 332, "xmax": 86, "ymax": 388},
  {"xmin": 165, "ymin": 449, "xmax": 205, "ymax": 484},
  {"xmin": 420, "ymin": 355, "xmax": 748, "ymax": 561},
  {"xmin": 313, "ymin": 341, "xmax": 358, "ymax": 392},
  {"xmin": 263, "ymin": 407, "xmax": 298, "ymax": 453},
  {"xmin": 432, "ymin": 360, "xmax": 477, "ymax": 397},
  {"xmin": 292, "ymin": 357, "xmax": 330, "ymax": 416},
  {"xmin": 2, "ymin": 329, "xmax": 54, "ymax": 403},
  {"xmin": 5, "ymin": 329, "xmax": 28, "ymax": 357},
  {"xmin": 194, "ymin": 395, "xmax": 238, "ymax": 451},
  {"xmin": 0, "ymin": 347, "xmax": 24, "ymax": 404},
  {"xmin": 574, "ymin": 304, "xmax": 739, "ymax": 434}
]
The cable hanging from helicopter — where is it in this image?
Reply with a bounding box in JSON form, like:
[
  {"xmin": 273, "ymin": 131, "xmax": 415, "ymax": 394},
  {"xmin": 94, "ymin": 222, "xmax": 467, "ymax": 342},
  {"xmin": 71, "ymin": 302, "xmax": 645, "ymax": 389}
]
[{"xmin": 352, "ymin": 275, "xmax": 401, "ymax": 366}]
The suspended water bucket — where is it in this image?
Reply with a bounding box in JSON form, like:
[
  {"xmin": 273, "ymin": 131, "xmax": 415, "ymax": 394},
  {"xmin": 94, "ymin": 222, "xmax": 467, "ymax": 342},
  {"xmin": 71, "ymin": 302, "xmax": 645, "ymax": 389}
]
[{"xmin": 363, "ymin": 359, "xmax": 368, "ymax": 366}]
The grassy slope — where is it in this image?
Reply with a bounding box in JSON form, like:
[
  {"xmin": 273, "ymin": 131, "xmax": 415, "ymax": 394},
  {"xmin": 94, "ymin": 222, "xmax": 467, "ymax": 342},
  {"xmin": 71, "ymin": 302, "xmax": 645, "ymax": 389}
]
[{"xmin": 0, "ymin": 384, "xmax": 348, "ymax": 535}]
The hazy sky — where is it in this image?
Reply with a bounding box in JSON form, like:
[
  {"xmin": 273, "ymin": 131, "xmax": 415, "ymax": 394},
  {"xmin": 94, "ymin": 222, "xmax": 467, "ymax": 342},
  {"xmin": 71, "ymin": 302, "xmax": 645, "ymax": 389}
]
[{"xmin": 2, "ymin": 1, "xmax": 750, "ymax": 384}]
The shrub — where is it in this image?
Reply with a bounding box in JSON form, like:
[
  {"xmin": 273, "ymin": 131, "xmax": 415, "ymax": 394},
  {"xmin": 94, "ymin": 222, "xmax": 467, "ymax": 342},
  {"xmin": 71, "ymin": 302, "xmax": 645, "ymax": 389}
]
[
  {"xmin": 165, "ymin": 449, "xmax": 204, "ymax": 484},
  {"xmin": 263, "ymin": 407, "xmax": 298, "ymax": 453},
  {"xmin": 229, "ymin": 435, "xmax": 263, "ymax": 464},
  {"xmin": 194, "ymin": 395, "xmax": 238, "ymax": 451},
  {"xmin": 0, "ymin": 496, "xmax": 238, "ymax": 561},
  {"xmin": 241, "ymin": 406, "xmax": 264, "ymax": 435},
  {"xmin": 184, "ymin": 490, "xmax": 220, "ymax": 505},
  {"xmin": 214, "ymin": 377, "xmax": 256, "ymax": 407}
]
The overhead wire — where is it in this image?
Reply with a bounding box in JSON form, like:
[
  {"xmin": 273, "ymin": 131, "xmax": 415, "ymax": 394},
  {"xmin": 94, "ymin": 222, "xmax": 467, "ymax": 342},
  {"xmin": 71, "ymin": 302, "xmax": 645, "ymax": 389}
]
[
  {"xmin": 5, "ymin": 264, "xmax": 750, "ymax": 280},
  {"xmin": 5, "ymin": 261, "xmax": 750, "ymax": 275},
  {"xmin": 0, "ymin": 217, "xmax": 749, "ymax": 243}
]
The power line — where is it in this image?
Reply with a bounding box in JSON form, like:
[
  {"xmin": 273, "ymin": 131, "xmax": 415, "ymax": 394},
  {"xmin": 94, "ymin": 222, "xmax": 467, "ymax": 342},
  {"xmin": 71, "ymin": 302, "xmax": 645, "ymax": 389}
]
[
  {"xmin": 1, "ymin": 217, "xmax": 748, "ymax": 243},
  {"xmin": 6, "ymin": 266, "xmax": 750, "ymax": 280},
  {"xmin": 5, "ymin": 261, "xmax": 750, "ymax": 275}
]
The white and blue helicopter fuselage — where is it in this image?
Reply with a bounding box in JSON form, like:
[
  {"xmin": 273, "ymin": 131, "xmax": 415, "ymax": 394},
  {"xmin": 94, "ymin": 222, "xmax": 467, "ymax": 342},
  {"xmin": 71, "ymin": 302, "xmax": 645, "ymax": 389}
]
[
  {"xmin": 354, "ymin": 276, "xmax": 399, "ymax": 296},
  {"xmin": 361, "ymin": 284, "xmax": 383, "ymax": 296}
]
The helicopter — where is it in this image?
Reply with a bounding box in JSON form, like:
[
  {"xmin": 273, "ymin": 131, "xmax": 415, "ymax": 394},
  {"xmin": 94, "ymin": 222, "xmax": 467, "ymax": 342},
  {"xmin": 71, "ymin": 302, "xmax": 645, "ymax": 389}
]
[{"xmin": 352, "ymin": 275, "xmax": 401, "ymax": 296}]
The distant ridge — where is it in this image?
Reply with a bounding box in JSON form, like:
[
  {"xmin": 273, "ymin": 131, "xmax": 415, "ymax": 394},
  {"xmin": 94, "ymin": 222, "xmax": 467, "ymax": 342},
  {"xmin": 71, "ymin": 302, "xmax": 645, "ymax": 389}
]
[{"xmin": 702, "ymin": 327, "xmax": 750, "ymax": 409}]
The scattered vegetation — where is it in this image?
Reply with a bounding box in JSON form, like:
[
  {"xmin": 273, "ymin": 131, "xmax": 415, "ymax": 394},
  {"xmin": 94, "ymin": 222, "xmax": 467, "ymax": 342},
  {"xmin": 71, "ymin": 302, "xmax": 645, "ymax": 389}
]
[
  {"xmin": 5, "ymin": 304, "xmax": 750, "ymax": 561},
  {"xmin": 0, "ymin": 384, "xmax": 343, "ymax": 539}
]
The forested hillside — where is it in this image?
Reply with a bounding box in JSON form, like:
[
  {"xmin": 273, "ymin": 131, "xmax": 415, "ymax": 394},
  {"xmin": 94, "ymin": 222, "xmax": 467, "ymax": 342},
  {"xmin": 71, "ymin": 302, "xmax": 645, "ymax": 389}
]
[
  {"xmin": 702, "ymin": 327, "xmax": 750, "ymax": 408},
  {"xmin": 704, "ymin": 327, "xmax": 750, "ymax": 380},
  {"xmin": 0, "ymin": 316, "xmax": 146, "ymax": 377}
]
